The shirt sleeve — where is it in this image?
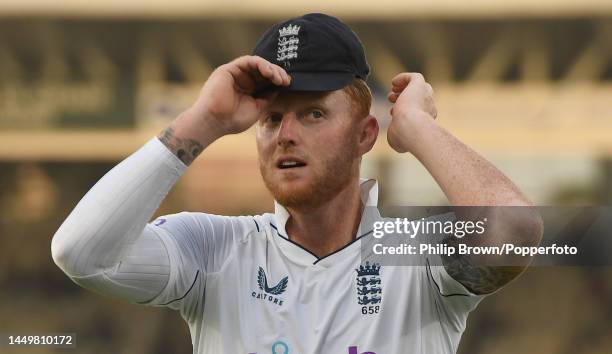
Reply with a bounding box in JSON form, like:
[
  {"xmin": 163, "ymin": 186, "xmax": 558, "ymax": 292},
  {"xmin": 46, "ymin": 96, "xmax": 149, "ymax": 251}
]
[
  {"xmin": 51, "ymin": 137, "xmax": 187, "ymax": 304},
  {"xmin": 425, "ymin": 259, "xmax": 487, "ymax": 332},
  {"xmin": 141, "ymin": 212, "xmax": 257, "ymax": 316},
  {"xmin": 419, "ymin": 212, "xmax": 488, "ymax": 333},
  {"xmin": 138, "ymin": 214, "xmax": 203, "ymax": 310}
]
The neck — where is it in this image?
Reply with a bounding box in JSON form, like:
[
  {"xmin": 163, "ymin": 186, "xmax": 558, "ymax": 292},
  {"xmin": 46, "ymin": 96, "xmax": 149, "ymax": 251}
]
[{"xmin": 285, "ymin": 178, "xmax": 364, "ymax": 258}]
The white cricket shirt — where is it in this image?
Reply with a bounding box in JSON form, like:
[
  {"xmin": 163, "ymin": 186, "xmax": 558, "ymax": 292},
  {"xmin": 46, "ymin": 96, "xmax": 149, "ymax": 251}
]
[{"xmin": 52, "ymin": 137, "xmax": 486, "ymax": 354}]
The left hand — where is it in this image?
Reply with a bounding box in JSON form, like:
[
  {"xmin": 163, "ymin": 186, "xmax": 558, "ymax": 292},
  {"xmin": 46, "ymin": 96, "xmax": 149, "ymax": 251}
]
[{"xmin": 386, "ymin": 72, "xmax": 438, "ymax": 153}]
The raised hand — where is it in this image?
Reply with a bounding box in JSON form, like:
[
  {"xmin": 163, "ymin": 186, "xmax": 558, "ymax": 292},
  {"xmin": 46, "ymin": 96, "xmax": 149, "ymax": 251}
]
[
  {"xmin": 386, "ymin": 72, "xmax": 437, "ymax": 153},
  {"xmin": 192, "ymin": 55, "xmax": 291, "ymax": 136},
  {"xmin": 159, "ymin": 56, "xmax": 290, "ymax": 165}
]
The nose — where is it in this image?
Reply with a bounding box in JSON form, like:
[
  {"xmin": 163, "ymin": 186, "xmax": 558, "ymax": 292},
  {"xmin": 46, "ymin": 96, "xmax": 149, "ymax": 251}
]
[{"xmin": 277, "ymin": 113, "xmax": 299, "ymax": 148}]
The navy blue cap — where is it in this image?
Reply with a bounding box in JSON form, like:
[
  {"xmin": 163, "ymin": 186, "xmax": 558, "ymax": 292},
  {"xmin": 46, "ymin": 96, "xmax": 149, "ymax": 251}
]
[{"xmin": 252, "ymin": 13, "xmax": 370, "ymax": 92}]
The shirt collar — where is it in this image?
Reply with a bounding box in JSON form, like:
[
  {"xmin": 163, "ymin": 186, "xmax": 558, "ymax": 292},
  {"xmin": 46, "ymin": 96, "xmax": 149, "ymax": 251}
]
[{"xmin": 273, "ymin": 178, "xmax": 379, "ymax": 239}]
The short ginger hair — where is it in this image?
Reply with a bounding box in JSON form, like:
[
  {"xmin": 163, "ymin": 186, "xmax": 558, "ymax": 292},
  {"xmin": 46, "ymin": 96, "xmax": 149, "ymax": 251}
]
[{"xmin": 342, "ymin": 78, "xmax": 372, "ymax": 119}]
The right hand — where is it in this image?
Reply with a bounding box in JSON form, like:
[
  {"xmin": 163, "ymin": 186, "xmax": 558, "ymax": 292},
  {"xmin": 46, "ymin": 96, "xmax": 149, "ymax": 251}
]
[{"xmin": 189, "ymin": 55, "xmax": 291, "ymax": 137}]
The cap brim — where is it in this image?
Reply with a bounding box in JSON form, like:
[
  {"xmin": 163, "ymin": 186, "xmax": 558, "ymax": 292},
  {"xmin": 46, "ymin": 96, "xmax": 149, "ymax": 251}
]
[
  {"xmin": 253, "ymin": 71, "xmax": 355, "ymax": 97},
  {"xmin": 285, "ymin": 71, "xmax": 355, "ymax": 91}
]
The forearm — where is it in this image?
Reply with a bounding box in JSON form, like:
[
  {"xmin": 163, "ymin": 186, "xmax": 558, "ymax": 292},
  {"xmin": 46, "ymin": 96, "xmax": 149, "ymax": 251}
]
[
  {"xmin": 407, "ymin": 114, "xmax": 529, "ymax": 207},
  {"xmin": 405, "ymin": 117, "xmax": 543, "ymax": 293},
  {"xmin": 51, "ymin": 137, "xmax": 186, "ymax": 277},
  {"xmin": 157, "ymin": 108, "xmax": 225, "ymax": 165},
  {"xmin": 406, "ymin": 115, "xmax": 542, "ymax": 244},
  {"xmin": 387, "ymin": 73, "xmax": 542, "ymax": 294}
]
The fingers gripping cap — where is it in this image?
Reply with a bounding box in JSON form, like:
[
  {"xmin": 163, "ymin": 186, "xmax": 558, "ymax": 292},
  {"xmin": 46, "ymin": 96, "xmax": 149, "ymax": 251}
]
[{"xmin": 252, "ymin": 13, "xmax": 370, "ymax": 92}]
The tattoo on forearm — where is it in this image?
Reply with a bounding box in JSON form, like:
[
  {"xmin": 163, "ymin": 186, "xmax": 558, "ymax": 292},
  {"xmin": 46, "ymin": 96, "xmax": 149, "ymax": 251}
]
[
  {"xmin": 157, "ymin": 127, "xmax": 203, "ymax": 166},
  {"xmin": 442, "ymin": 253, "xmax": 521, "ymax": 295}
]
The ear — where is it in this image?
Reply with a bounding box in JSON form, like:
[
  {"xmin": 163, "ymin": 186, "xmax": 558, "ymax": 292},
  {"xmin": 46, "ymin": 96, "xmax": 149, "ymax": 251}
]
[{"xmin": 358, "ymin": 114, "xmax": 379, "ymax": 156}]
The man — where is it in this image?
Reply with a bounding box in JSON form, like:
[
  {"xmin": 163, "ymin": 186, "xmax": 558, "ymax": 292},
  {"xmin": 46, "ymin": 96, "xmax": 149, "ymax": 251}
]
[{"xmin": 51, "ymin": 13, "xmax": 542, "ymax": 354}]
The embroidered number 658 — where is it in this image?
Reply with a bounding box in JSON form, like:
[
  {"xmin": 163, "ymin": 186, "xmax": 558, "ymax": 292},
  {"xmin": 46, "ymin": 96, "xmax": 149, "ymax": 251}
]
[{"xmin": 361, "ymin": 305, "xmax": 380, "ymax": 315}]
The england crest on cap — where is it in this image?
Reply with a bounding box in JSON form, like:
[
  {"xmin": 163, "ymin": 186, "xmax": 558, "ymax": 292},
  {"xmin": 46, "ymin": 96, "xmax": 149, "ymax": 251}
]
[{"xmin": 277, "ymin": 24, "xmax": 301, "ymax": 65}]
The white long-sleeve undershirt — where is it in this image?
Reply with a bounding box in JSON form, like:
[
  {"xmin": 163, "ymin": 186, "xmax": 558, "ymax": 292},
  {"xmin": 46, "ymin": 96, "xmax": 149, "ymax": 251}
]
[{"xmin": 51, "ymin": 137, "xmax": 187, "ymax": 303}]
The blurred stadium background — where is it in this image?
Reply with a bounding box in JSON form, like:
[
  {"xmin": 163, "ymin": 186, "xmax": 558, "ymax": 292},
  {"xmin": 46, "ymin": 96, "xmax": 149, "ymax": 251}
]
[{"xmin": 0, "ymin": 1, "xmax": 611, "ymax": 353}]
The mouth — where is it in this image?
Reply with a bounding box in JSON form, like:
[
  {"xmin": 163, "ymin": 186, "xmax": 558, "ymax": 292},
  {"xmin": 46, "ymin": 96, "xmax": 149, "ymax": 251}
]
[{"xmin": 276, "ymin": 157, "xmax": 307, "ymax": 170}]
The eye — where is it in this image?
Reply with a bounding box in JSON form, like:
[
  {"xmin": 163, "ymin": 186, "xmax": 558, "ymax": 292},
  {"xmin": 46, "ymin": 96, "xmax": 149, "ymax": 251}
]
[{"xmin": 310, "ymin": 109, "xmax": 324, "ymax": 119}]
